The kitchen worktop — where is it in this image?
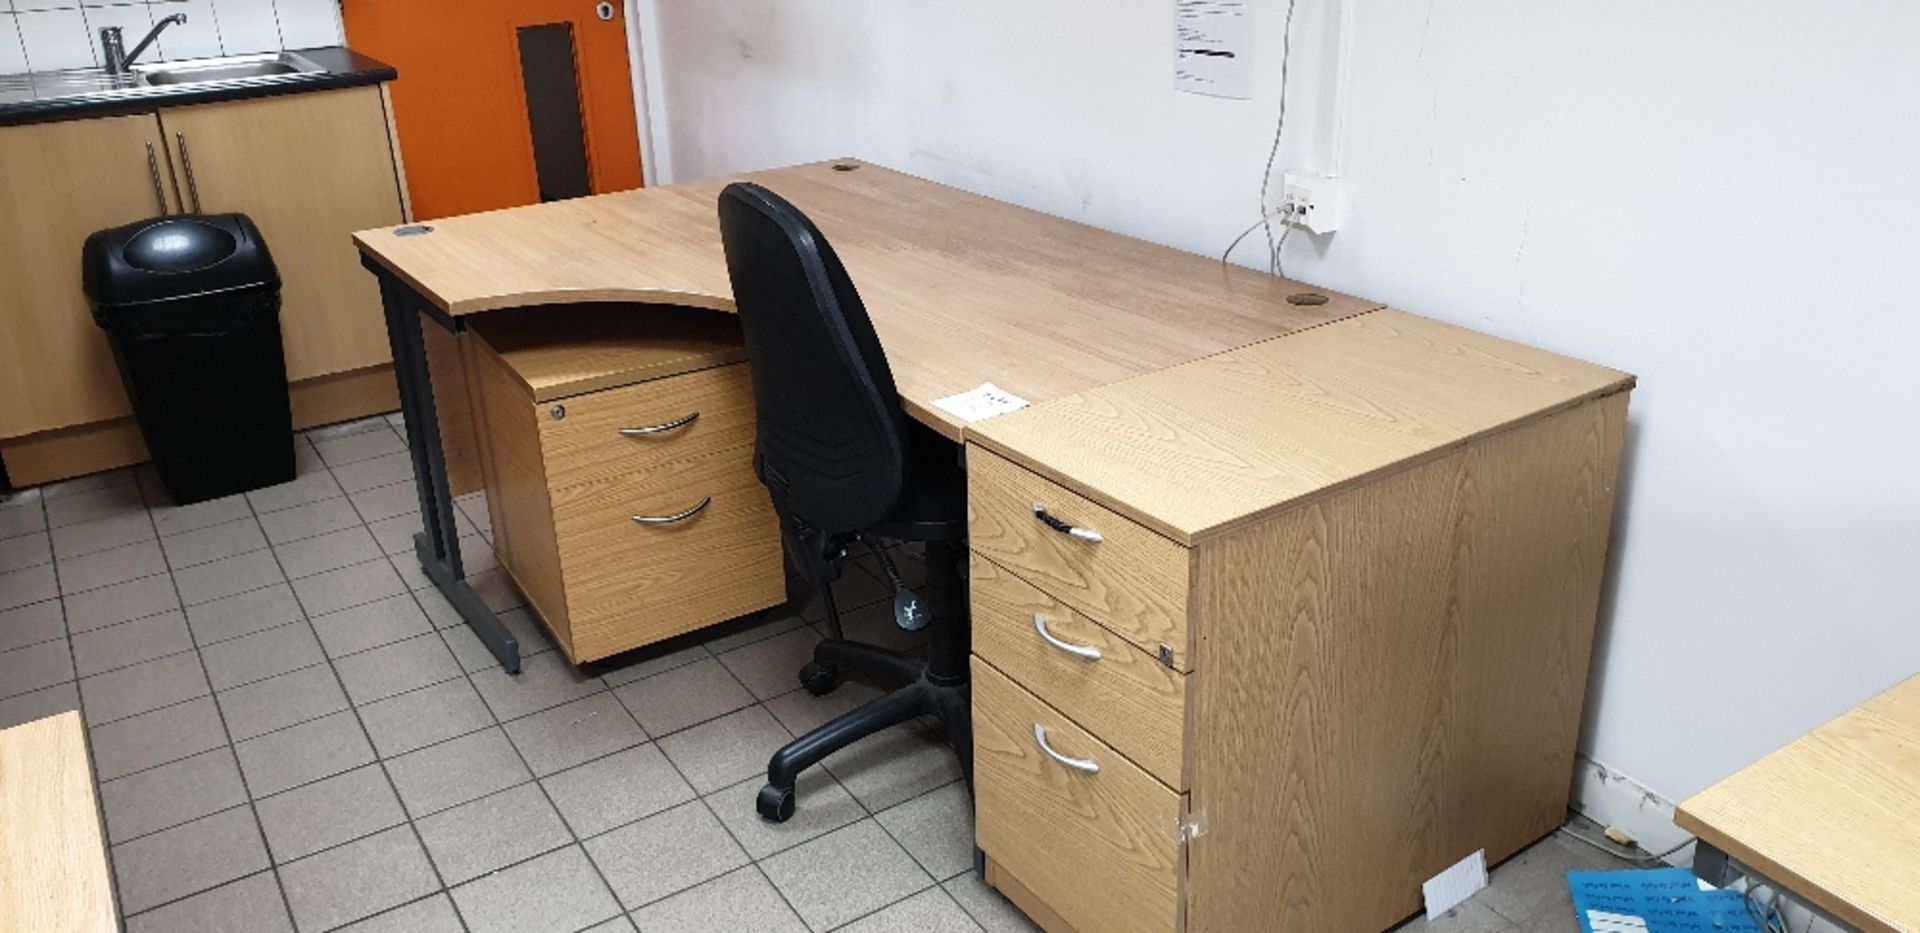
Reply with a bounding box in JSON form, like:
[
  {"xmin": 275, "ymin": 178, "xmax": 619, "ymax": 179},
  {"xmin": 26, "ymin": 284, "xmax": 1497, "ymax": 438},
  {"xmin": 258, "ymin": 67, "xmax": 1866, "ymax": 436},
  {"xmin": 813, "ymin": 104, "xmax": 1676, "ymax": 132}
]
[{"xmin": 0, "ymin": 46, "xmax": 395, "ymax": 127}]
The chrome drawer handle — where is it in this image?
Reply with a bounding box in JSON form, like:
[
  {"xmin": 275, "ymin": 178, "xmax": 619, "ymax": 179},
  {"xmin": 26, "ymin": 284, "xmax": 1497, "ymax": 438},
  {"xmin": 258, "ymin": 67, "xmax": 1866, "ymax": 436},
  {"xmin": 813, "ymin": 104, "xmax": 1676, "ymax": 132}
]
[
  {"xmin": 619, "ymin": 411, "xmax": 700, "ymax": 436},
  {"xmin": 1033, "ymin": 724, "xmax": 1099, "ymax": 773},
  {"xmin": 631, "ymin": 496, "xmax": 711, "ymax": 525},
  {"xmin": 1033, "ymin": 503, "xmax": 1102, "ymax": 542},
  {"xmin": 1033, "ymin": 614, "xmax": 1101, "ymax": 660}
]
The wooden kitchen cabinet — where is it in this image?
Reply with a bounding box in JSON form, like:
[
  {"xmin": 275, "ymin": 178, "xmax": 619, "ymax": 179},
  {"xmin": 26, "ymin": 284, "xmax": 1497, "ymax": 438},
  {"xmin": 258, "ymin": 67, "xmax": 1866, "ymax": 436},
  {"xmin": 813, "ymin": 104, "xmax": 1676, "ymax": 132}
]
[
  {"xmin": 0, "ymin": 85, "xmax": 409, "ymax": 486},
  {"xmin": 0, "ymin": 113, "xmax": 178, "ymax": 439},
  {"xmin": 159, "ymin": 86, "xmax": 407, "ymax": 382}
]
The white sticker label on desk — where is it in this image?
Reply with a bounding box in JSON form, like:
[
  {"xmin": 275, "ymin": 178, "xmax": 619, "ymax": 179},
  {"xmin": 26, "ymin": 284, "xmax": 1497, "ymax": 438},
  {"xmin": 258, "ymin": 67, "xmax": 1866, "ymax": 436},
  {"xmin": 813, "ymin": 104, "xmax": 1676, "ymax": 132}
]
[{"xmin": 932, "ymin": 383, "xmax": 1030, "ymax": 423}]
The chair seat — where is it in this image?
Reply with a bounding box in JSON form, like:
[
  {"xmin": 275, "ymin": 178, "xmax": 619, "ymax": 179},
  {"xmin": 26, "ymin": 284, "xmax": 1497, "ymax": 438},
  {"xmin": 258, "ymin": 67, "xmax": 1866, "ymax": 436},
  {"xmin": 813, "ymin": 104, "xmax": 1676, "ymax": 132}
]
[{"xmin": 873, "ymin": 423, "xmax": 967, "ymax": 542}]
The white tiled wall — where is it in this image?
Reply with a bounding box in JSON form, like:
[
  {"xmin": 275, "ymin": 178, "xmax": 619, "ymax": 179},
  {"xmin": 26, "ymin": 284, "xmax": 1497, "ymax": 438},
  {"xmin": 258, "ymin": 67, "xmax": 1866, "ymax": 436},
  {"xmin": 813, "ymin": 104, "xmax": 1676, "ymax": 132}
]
[{"xmin": 0, "ymin": 0, "xmax": 343, "ymax": 75}]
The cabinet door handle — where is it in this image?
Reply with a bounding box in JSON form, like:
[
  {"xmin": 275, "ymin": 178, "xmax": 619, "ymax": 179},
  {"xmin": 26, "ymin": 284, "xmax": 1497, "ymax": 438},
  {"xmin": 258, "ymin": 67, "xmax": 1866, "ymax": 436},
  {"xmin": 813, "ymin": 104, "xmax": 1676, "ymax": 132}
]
[
  {"xmin": 632, "ymin": 495, "xmax": 712, "ymax": 525},
  {"xmin": 619, "ymin": 411, "xmax": 700, "ymax": 436},
  {"xmin": 1032, "ymin": 502, "xmax": 1102, "ymax": 542},
  {"xmin": 144, "ymin": 142, "xmax": 169, "ymax": 215},
  {"xmin": 1033, "ymin": 724, "xmax": 1100, "ymax": 773},
  {"xmin": 1033, "ymin": 614, "xmax": 1101, "ymax": 660},
  {"xmin": 175, "ymin": 132, "xmax": 202, "ymax": 213}
]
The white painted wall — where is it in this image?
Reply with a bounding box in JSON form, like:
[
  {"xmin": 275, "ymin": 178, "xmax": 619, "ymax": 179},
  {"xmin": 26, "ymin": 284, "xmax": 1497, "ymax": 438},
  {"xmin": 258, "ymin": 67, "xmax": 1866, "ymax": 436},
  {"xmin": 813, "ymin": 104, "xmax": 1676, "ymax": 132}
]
[
  {"xmin": 1, "ymin": 0, "xmax": 342, "ymax": 74},
  {"xmin": 637, "ymin": 1, "xmax": 1920, "ymax": 807}
]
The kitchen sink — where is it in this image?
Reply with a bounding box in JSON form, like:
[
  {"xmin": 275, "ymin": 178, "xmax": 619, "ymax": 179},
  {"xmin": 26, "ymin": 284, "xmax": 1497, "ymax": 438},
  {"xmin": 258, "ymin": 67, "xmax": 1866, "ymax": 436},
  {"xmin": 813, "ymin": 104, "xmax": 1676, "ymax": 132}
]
[{"xmin": 135, "ymin": 53, "xmax": 324, "ymax": 86}]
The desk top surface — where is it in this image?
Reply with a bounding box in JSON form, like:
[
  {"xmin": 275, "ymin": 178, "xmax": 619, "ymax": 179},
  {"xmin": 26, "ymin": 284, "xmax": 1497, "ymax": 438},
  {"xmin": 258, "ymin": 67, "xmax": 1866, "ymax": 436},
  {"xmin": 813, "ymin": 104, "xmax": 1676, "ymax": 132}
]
[
  {"xmin": 0, "ymin": 711, "xmax": 117, "ymax": 932},
  {"xmin": 354, "ymin": 159, "xmax": 1377, "ymax": 438},
  {"xmin": 1676, "ymin": 675, "xmax": 1920, "ymax": 933}
]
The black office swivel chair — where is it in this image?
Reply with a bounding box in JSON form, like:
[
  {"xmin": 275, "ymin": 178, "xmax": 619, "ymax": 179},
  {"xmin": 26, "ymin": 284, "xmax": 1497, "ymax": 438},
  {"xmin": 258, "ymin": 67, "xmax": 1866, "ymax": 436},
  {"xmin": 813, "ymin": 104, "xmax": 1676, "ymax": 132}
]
[{"xmin": 717, "ymin": 181, "xmax": 972, "ymax": 824}]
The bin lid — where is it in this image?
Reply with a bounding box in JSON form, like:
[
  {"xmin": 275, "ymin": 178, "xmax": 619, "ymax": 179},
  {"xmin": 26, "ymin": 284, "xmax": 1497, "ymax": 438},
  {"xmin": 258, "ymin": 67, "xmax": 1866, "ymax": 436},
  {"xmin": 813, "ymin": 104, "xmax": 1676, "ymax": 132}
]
[{"xmin": 83, "ymin": 214, "xmax": 279, "ymax": 309}]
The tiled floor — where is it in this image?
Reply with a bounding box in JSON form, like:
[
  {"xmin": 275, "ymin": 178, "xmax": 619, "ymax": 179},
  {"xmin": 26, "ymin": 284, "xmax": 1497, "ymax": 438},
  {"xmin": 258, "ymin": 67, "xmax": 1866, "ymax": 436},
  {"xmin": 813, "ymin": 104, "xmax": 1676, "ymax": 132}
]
[{"xmin": 1, "ymin": 414, "xmax": 1624, "ymax": 932}]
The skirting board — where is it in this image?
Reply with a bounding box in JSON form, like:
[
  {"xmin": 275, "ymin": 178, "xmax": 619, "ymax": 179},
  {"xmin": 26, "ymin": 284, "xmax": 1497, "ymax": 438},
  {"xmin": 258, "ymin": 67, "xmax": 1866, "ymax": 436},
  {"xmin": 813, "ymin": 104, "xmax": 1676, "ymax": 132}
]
[{"xmin": 1569, "ymin": 754, "xmax": 1694, "ymax": 866}]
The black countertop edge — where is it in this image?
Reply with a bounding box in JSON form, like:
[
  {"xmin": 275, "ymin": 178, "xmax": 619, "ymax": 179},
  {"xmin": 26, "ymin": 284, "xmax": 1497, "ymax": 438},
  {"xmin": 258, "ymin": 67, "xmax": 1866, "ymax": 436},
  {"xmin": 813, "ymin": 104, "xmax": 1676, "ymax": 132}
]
[{"xmin": 0, "ymin": 47, "xmax": 396, "ymax": 128}]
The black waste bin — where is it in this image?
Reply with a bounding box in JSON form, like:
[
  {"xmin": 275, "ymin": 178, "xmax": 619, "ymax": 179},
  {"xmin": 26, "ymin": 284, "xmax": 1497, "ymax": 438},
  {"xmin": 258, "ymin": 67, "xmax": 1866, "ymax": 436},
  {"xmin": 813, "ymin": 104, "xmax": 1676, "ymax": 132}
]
[{"xmin": 83, "ymin": 214, "xmax": 294, "ymax": 505}]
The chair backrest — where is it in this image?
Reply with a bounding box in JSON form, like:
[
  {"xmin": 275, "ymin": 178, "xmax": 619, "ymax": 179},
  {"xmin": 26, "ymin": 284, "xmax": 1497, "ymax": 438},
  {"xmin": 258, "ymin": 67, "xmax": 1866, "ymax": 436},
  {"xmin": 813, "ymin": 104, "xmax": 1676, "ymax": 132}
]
[{"xmin": 717, "ymin": 181, "xmax": 908, "ymax": 535}]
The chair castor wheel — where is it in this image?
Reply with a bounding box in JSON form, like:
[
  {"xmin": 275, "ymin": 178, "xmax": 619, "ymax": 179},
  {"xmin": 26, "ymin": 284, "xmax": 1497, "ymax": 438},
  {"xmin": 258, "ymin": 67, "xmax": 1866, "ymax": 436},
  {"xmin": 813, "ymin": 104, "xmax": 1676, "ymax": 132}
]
[
  {"xmin": 799, "ymin": 661, "xmax": 839, "ymax": 696},
  {"xmin": 757, "ymin": 783, "xmax": 796, "ymax": 823}
]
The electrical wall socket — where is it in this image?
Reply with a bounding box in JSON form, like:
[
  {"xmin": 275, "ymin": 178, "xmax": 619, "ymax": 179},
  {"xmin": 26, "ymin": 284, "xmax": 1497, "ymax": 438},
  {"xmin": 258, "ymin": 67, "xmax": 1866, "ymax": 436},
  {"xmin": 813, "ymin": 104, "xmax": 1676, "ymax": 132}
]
[{"xmin": 1279, "ymin": 171, "xmax": 1344, "ymax": 234}]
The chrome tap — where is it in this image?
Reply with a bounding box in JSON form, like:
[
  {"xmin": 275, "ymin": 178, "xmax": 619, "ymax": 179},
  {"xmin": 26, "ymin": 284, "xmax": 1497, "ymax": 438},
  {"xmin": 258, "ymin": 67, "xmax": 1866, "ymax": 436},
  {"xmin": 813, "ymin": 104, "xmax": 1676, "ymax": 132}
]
[{"xmin": 101, "ymin": 13, "xmax": 187, "ymax": 75}]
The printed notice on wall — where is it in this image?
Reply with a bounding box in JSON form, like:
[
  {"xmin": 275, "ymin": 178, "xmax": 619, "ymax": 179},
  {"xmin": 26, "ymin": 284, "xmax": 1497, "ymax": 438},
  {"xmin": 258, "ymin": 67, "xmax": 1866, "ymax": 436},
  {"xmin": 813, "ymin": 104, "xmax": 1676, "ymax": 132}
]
[{"xmin": 1175, "ymin": 0, "xmax": 1255, "ymax": 99}]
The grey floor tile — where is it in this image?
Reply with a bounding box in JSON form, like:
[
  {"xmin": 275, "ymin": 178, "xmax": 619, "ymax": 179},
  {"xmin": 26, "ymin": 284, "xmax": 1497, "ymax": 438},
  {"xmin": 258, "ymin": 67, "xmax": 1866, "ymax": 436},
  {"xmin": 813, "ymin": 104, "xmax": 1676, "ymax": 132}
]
[
  {"xmin": 51, "ymin": 511, "xmax": 157, "ymax": 562},
  {"xmin": 159, "ymin": 517, "xmax": 268, "ymax": 570},
  {"xmin": 150, "ymin": 494, "xmax": 252, "ymax": 539},
  {"xmin": 490, "ymin": 605, "xmax": 556, "ymax": 657},
  {"xmin": 1392, "ymin": 899, "xmax": 1522, "ymax": 932},
  {"xmin": 89, "ymin": 696, "xmax": 229, "ymax": 780},
  {"xmin": 366, "ymin": 514, "xmax": 423, "ymax": 556},
  {"xmin": 185, "ymin": 583, "xmax": 305, "ymax": 646},
  {"xmin": 581, "ymin": 918, "xmax": 636, "ymax": 933},
  {"xmin": 306, "ymin": 415, "xmax": 396, "ymax": 441},
  {"xmin": 656, "ymin": 704, "xmax": 793, "ymax": 794},
  {"xmin": 584, "ymin": 800, "xmax": 749, "ymax": 910},
  {"xmin": 841, "ymin": 887, "xmax": 984, "ymax": 933},
  {"xmin": 833, "ymin": 598, "xmax": 931, "ymax": 654},
  {"xmin": 292, "ymin": 557, "xmax": 407, "ymax": 617},
  {"xmin": 217, "ymin": 663, "xmax": 351, "ymax": 741},
  {"xmin": 1474, "ymin": 836, "xmax": 1602, "ymax": 928},
  {"xmin": 334, "ymin": 632, "xmax": 462, "ymax": 705},
  {"xmin": 451, "ymin": 845, "xmax": 621, "ymax": 933},
  {"xmin": 875, "ymin": 782, "xmax": 975, "ymax": 880},
  {"xmin": 415, "ymin": 782, "xmax": 573, "ymax": 884},
  {"xmin": 98, "ymin": 746, "xmax": 249, "ymax": 844},
  {"xmin": 503, "ymin": 691, "xmax": 647, "ymax": 776},
  {"xmin": 40, "ymin": 468, "xmax": 136, "ymax": 499},
  {"xmin": 174, "ymin": 549, "xmax": 285, "ymax": 606},
  {"xmin": 280, "ymin": 825, "xmax": 442, "ymax": 933},
  {"xmin": 0, "ymin": 637, "xmax": 75, "ymax": 700},
  {"xmin": 708, "ymin": 769, "xmax": 864, "ymax": 860},
  {"xmin": 614, "ymin": 657, "xmax": 754, "ymax": 737},
  {"xmin": 413, "ymin": 585, "xmax": 463, "ymax": 629},
  {"xmin": 943, "ymin": 873, "xmax": 1043, "ymax": 933},
  {"xmin": 358, "ymin": 676, "xmax": 494, "ymax": 758},
  {"xmin": 275, "ymin": 525, "xmax": 384, "ymax": 580},
  {"xmin": 0, "ymin": 599, "xmax": 66, "ymax": 652},
  {"xmin": 247, "ymin": 468, "xmax": 343, "ymax": 515},
  {"xmin": 335, "ymin": 894, "xmax": 463, "ymax": 933},
  {"xmin": 259, "ymin": 496, "xmax": 365, "ymax": 547},
  {"xmin": 199, "ymin": 620, "xmax": 325, "ymax": 690},
  {"xmin": 123, "ymin": 870, "xmax": 293, "ymax": 933},
  {"xmin": 63, "ymin": 573, "xmax": 181, "ymax": 633},
  {"xmin": 111, "ymin": 806, "xmax": 271, "ymax": 915},
  {"xmin": 540, "ymin": 743, "xmax": 696, "ymax": 838},
  {"xmin": 351, "ymin": 481, "xmax": 422, "ymax": 524},
  {"xmin": 825, "ymin": 721, "xmax": 965, "ymax": 813},
  {"xmin": 384, "ymin": 726, "xmax": 532, "ymax": 818},
  {"xmin": 454, "ymin": 491, "xmax": 490, "ymax": 531},
  {"xmin": 331, "ymin": 450, "xmax": 414, "ymax": 494},
  {"xmin": 79, "ymin": 651, "xmax": 210, "ymax": 725},
  {"xmin": 466, "ymin": 567, "xmax": 525, "ymax": 613},
  {"xmin": 629, "ymin": 865, "xmax": 808, "ymax": 933},
  {"xmin": 71, "ymin": 610, "xmax": 193, "ymax": 677},
  {"xmin": 470, "ymin": 650, "xmax": 605, "ymax": 721},
  {"xmin": 256, "ymin": 764, "xmax": 408, "ymax": 863},
  {"xmin": 598, "ymin": 641, "xmax": 711, "ymax": 688},
  {"xmin": 0, "ymin": 681, "xmax": 81, "ymax": 730},
  {"xmin": 806, "ymin": 571, "xmax": 892, "ymax": 621},
  {"xmin": 45, "ymin": 481, "xmax": 146, "ymax": 527},
  {"xmin": 312, "ymin": 428, "xmax": 406, "ymax": 467},
  {"xmin": 310, "ymin": 592, "xmax": 435, "ymax": 659},
  {"xmin": 701, "ymin": 608, "xmax": 811, "ymax": 656},
  {"xmin": 0, "ymin": 530, "xmax": 52, "ymax": 574},
  {"xmin": 714, "ymin": 627, "xmax": 821, "ymax": 701},
  {"xmin": 0, "ymin": 499, "xmax": 48, "ymax": 539},
  {"xmin": 59, "ymin": 538, "xmax": 169, "ymax": 594},
  {"xmin": 0, "ymin": 562, "xmax": 59, "ymax": 611},
  {"xmin": 760, "ymin": 819, "xmax": 934, "ymax": 931},
  {"xmin": 234, "ymin": 710, "xmax": 377, "ymax": 797}
]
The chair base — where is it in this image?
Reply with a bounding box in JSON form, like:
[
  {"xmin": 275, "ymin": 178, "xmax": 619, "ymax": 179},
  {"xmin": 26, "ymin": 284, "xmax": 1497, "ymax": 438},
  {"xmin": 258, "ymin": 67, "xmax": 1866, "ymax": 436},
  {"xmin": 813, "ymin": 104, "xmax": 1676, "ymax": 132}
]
[{"xmin": 756, "ymin": 638, "xmax": 973, "ymax": 822}]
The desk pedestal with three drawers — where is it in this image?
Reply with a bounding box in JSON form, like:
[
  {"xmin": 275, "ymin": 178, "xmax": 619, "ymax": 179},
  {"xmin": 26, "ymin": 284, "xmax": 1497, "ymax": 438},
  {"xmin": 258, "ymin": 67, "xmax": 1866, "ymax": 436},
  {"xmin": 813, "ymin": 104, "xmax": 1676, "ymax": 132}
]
[{"xmin": 964, "ymin": 310, "xmax": 1634, "ymax": 933}]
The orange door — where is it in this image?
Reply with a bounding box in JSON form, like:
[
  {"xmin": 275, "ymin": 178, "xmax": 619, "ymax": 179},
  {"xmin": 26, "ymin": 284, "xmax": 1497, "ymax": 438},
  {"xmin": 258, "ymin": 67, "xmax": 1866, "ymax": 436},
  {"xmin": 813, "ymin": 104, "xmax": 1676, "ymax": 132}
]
[{"xmin": 341, "ymin": 0, "xmax": 643, "ymax": 220}]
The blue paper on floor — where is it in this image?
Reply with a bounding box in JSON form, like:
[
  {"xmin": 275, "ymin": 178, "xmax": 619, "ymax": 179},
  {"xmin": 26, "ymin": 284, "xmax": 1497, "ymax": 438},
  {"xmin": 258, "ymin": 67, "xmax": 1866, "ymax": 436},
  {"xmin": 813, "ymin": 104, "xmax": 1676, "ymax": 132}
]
[{"xmin": 1567, "ymin": 868, "xmax": 1762, "ymax": 932}]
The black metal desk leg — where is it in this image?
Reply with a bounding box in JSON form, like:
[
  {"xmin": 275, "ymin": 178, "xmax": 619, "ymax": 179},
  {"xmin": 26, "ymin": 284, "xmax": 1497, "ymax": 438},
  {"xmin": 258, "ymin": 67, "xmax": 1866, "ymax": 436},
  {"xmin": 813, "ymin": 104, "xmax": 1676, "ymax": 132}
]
[{"xmin": 368, "ymin": 258, "xmax": 521, "ymax": 673}]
